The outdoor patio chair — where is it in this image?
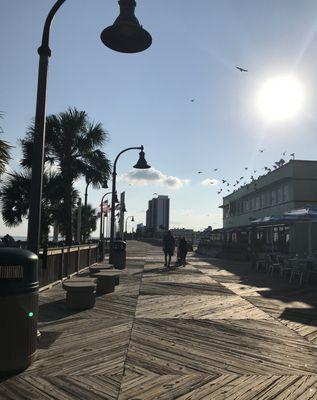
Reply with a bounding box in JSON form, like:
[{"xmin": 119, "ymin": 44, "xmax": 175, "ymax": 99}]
[
  {"xmin": 289, "ymin": 259, "xmax": 308, "ymax": 286},
  {"xmin": 255, "ymin": 253, "xmax": 267, "ymax": 272},
  {"xmin": 267, "ymin": 254, "xmax": 283, "ymax": 275}
]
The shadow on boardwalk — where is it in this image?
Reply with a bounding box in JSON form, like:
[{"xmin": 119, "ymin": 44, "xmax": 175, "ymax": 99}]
[{"xmin": 193, "ymin": 253, "xmax": 317, "ymax": 330}]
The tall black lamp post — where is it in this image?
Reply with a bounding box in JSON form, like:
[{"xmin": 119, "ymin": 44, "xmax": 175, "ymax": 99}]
[
  {"xmin": 83, "ymin": 178, "xmax": 108, "ymax": 243},
  {"xmin": 109, "ymin": 146, "xmax": 150, "ymax": 260},
  {"xmin": 99, "ymin": 191, "xmax": 112, "ymax": 240},
  {"xmin": 125, "ymin": 215, "xmax": 135, "ymax": 237},
  {"xmin": 27, "ymin": 0, "xmax": 152, "ymax": 255}
]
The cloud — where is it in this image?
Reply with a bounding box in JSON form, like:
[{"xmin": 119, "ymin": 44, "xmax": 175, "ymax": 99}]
[
  {"xmin": 201, "ymin": 178, "xmax": 219, "ymax": 186},
  {"xmin": 120, "ymin": 168, "xmax": 190, "ymax": 189}
]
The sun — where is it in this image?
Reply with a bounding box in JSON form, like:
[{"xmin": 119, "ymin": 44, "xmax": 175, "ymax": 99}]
[{"xmin": 257, "ymin": 76, "xmax": 304, "ymax": 121}]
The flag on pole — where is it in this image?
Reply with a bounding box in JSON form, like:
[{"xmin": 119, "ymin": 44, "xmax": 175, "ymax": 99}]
[{"xmin": 101, "ymin": 200, "xmax": 109, "ymax": 213}]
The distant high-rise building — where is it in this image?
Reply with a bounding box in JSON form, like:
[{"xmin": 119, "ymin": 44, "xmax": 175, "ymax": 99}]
[{"xmin": 146, "ymin": 195, "xmax": 170, "ymax": 231}]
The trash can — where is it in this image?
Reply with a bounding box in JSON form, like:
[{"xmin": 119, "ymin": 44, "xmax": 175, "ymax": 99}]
[
  {"xmin": 112, "ymin": 240, "xmax": 126, "ymax": 269},
  {"xmin": 0, "ymin": 248, "xmax": 38, "ymax": 375}
]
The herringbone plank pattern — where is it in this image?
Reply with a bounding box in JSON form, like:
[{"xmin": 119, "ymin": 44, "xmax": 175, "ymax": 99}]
[{"xmin": 1, "ymin": 242, "xmax": 317, "ymax": 399}]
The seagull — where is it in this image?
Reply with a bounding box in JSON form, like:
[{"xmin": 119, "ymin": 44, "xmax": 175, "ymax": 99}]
[
  {"xmin": 197, "ymin": 171, "xmax": 203, "ymax": 174},
  {"xmin": 253, "ymin": 170, "xmax": 257, "ymax": 173},
  {"xmin": 244, "ymin": 167, "xmax": 248, "ymax": 170},
  {"xmin": 236, "ymin": 66, "xmax": 248, "ymax": 72},
  {"xmin": 259, "ymin": 149, "xmax": 265, "ymax": 153},
  {"xmin": 222, "ymin": 179, "xmax": 227, "ymax": 183},
  {"xmin": 236, "ymin": 180, "xmax": 239, "ymax": 184},
  {"xmin": 227, "ymin": 190, "xmax": 230, "ymax": 192},
  {"xmin": 213, "ymin": 168, "xmax": 218, "ymax": 171},
  {"xmin": 227, "ymin": 183, "xmax": 230, "ymax": 186},
  {"xmin": 190, "ymin": 99, "xmax": 195, "ymax": 102},
  {"xmin": 282, "ymin": 151, "xmax": 286, "ymax": 156},
  {"xmin": 240, "ymin": 177, "xmax": 244, "ymax": 180}
]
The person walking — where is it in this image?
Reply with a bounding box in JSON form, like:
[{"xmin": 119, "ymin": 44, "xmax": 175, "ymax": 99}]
[
  {"xmin": 163, "ymin": 230, "xmax": 175, "ymax": 268},
  {"xmin": 178, "ymin": 237, "xmax": 188, "ymax": 266}
]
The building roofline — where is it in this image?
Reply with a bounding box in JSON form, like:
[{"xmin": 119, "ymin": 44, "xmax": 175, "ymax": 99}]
[{"xmin": 222, "ymin": 158, "xmax": 317, "ymax": 200}]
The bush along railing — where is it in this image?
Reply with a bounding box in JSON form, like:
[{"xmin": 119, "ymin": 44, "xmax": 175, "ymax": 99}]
[{"xmin": 38, "ymin": 244, "xmax": 99, "ymax": 289}]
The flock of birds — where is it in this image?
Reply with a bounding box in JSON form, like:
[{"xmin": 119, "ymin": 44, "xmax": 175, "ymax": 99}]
[{"xmin": 198, "ymin": 150, "xmax": 295, "ymax": 196}]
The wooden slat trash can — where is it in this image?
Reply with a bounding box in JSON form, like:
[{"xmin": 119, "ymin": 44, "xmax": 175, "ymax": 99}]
[
  {"xmin": 0, "ymin": 248, "xmax": 38, "ymax": 375},
  {"xmin": 62, "ymin": 279, "xmax": 96, "ymax": 310}
]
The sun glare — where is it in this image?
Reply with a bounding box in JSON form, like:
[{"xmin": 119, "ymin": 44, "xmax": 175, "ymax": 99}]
[{"xmin": 257, "ymin": 76, "xmax": 304, "ymax": 121}]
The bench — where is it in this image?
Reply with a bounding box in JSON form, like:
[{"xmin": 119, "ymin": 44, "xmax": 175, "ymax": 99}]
[
  {"xmin": 90, "ymin": 271, "xmax": 121, "ymax": 294},
  {"xmin": 89, "ymin": 264, "xmax": 112, "ymax": 274},
  {"xmin": 62, "ymin": 278, "xmax": 97, "ymax": 310}
]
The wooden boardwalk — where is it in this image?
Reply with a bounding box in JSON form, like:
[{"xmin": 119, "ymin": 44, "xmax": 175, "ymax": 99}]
[{"xmin": 1, "ymin": 241, "xmax": 317, "ymax": 399}]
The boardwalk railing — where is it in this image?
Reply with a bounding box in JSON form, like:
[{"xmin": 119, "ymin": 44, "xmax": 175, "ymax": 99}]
[{"xmin": 38, "ymin": 244, "xmax": 99, "ymax": 289}]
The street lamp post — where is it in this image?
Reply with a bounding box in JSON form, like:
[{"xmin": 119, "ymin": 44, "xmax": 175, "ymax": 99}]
[
  {"xmin": 27, "ymin": 0, "xmax": 152, "ymax": 255},
  {"xmin": 125, "ymin": 215, "xmax": 135, "ymax": 238},
  {"xmin": 109, "ymin": 146, "xmax": 150, "ymax": 261},
  {"xmin": 82, "ymin": 179, "xmax": 92, "ymax": 243},
  {"xmin": 83, "ymin": 178, "xmax": 108, "ymax": 243},
  {"xmin": 99, "ymin": 191, "xmax": 112, "ymax": 240}
]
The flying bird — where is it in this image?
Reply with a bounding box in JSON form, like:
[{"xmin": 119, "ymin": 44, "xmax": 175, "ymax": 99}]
[
  {"xmin": 227, "ymin": 183, "xmax": 230, "ymax": 186},
  {"xmin": 244, "ymin": 167, "xmax": 248, "ymax": 170},
  {"xmin": 240, "ymin": 177, "xmax": 244, "ymax": 180},
  {"xmin": 190, "ymin": 99, "xmax": 195, "ymax": 102},
  {"xmin": 259, "ymin": 149, "xmax": 265, "ymax": 153},
  {"xmin": 236, "ymin": 66, "xmax": 248, "ymax": 72},
  {"xmin": 227, "ymin": 190, "xmax": 230, "ymax": 192},
  {"xmin": 253, "ymin": 170, "xmax": 257, "ymax": 173},
  {"xmin": 197, "ymin": 171, "xmax": 203, "ymax": 174},
  {"xmin": 213, "ymin": 168, "xmax": 218, "ymax": 171},
  {"xmin": 222, "ymin": 179, "xmax": 227, "ymax": 183}
]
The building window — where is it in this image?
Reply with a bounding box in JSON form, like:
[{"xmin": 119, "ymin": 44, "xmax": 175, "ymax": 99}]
[
  {"xmin": 271, "ymin": 190, "xmax": 277, "ymax": 205},
  {"xmin": 277, "ymin": 187, "xmax": 283, "ymax": 203},
  {"xmin": 283, "ymin": 185, "xmax": 290, "ymax": 202},
  {"xmin": 256, "ymin": 196, "xmax": 260, "ymax": 210}
]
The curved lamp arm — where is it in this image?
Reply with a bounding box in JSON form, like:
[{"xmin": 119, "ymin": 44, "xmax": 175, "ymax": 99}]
[
  {"xmin": 39, "ymin": 0, "xmax": 67, "ymax": 56},
  {"xmin": 113, "ymin": 146, "xmax": 143, "ymax": 175}
]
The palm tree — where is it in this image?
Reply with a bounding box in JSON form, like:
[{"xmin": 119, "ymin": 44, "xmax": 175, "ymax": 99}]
[
  {"xmin": 0, "ymin": 111, "xmax": 11, "ymax": 174},
  {"xmin": 0, "ymin": 170, "xmax": 65, "ymax": 243},
  {"xmin": 21, "ymin": 107, "xmax": 111, "ymax": 245},
  {"xmin": 72, "ymin": 204, "xmax": 98, "ymax": 241}
]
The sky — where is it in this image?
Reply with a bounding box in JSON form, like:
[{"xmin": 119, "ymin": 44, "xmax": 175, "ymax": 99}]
[{"xmin": 1, "ymin": 0, "xmax": 317, "ymax": 237}]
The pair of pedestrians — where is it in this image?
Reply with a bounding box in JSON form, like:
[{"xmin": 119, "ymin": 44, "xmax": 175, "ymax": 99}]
[{"xmin": 162, "ymin": 231, "xmax": 188, "ymax": 268}]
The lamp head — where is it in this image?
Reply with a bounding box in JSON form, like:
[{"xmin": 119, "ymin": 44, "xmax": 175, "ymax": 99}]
[
  {"xmin": 101, "ymin": 0, "xmax": 152, "ymax": 53},
  {"xmin": 133, "ymin": 146, "xmax": 151, "ymax": 169},
  {"xmin": 102, "ymin": 179, "xmax": 108, "ymax": 189}
]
